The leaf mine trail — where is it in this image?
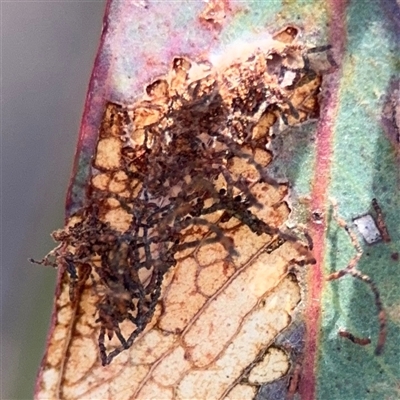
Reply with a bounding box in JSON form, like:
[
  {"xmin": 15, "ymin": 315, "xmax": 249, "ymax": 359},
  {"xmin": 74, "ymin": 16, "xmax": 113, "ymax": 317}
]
[{"xmin": 35, "ymin": 26, "xmax": 333, "ymax": 400}]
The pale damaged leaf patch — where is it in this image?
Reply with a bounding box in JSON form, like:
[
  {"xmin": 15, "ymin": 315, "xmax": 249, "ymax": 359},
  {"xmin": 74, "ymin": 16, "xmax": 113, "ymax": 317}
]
[{"xmin": 35, "ymin": 26, "xmax": 329, "ymax": 399}]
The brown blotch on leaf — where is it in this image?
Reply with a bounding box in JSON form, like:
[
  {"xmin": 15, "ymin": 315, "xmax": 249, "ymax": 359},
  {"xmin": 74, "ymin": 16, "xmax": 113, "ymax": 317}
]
[{"xmin": 34, "ymin": 26, "xmax": 334, "ymax": 400}]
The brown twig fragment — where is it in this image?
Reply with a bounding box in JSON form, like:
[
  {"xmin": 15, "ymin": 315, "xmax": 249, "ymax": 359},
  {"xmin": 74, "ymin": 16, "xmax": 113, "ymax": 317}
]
[
  {"xmin": 338, "ymin": 329, "xmax": 371, "ymax": 346},
  {"xmin": 371, "ymin": 198, "xmax": 391, "ymax": 242}
]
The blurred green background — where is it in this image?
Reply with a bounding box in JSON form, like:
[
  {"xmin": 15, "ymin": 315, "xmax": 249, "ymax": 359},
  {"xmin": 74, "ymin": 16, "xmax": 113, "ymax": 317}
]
[{"xmin": 2, "ymin": 2, "xmax": 105, "ymax": 399}]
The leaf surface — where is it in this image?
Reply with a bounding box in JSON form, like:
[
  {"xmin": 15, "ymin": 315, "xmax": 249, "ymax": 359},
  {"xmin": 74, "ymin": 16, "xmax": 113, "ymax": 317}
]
[{"xmin": 35, "ymin": 1, "xmax": 400, "ymax": 399}]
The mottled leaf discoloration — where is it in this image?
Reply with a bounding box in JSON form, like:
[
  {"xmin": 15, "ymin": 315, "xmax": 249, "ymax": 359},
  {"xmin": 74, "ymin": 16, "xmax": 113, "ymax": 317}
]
[{"xmin": 35, "ymin": 27, "xmax": 329, "ymax": 399}]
